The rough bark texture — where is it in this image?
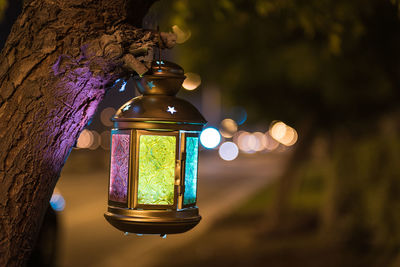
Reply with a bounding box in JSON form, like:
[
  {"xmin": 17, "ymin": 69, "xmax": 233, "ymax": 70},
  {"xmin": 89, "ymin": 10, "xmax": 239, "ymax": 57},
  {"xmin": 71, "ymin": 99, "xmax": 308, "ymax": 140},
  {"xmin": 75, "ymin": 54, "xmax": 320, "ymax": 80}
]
[{"xmin": 0, "ymin": 1, "xmax": 176, "ymax": 265}]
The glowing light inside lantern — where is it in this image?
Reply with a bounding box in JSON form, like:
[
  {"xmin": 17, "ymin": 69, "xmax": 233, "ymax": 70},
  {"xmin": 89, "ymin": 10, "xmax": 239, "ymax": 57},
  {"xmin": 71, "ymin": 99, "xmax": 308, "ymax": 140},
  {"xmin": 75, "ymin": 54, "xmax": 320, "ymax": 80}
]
[
  {"xmin": 137, "ymin": 135, "xmax": 176, "ymax": 205},
  {"xmin": 183, "ymin": 137, "xmax": 199, "ymax": 205},
  {"xmin": 109, "ymin": 134, "xmax": 130, "ymax": 203}
]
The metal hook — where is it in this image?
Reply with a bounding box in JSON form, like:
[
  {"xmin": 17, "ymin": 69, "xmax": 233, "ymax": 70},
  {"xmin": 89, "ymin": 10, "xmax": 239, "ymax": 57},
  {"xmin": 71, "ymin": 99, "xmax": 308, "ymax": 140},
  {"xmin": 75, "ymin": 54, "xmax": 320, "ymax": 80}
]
[{"xmin": 157, "ymin": 25, "xmax": 162, "ymax": 70}]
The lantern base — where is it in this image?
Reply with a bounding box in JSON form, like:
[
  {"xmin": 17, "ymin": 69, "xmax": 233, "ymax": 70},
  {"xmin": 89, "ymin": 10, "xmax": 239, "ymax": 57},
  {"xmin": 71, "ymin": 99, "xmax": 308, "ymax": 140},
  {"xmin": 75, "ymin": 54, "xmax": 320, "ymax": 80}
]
[{"xmin": 104, "ymin": 206, "xmax": 201, "ymax": 235}]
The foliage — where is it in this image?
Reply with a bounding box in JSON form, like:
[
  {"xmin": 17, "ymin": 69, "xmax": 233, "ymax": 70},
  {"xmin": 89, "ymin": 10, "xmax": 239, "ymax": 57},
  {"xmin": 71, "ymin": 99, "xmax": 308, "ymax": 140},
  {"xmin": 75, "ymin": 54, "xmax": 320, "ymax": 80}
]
[
  {"xmin": 330, "ymin": 116, "xmax": 400, "ymax": 257},
  {"xmin": 0, "ymin": 0, "xmax": 7, "ymax": 21},
  {"xmin": 276, "ymin": 113, "xmax": 400, "ymax": 263},
  {"xmin": 156, "ymin": 0, "xmax": 400, "ymax": 131}
]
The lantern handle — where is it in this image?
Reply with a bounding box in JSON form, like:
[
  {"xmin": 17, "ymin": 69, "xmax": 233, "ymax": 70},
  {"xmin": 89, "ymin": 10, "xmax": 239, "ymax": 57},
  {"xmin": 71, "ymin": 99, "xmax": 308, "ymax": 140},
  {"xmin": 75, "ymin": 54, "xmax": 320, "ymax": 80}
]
[{"xmin": 156, "ymin": 25, "xmax": 162, "ymax": 71}]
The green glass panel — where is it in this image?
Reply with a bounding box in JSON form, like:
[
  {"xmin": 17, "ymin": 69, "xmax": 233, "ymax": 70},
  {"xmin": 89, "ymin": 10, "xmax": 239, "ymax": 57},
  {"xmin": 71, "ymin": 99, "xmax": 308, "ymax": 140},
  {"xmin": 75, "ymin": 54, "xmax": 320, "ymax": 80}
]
[
  {"xmin": 138, "ymin": 135, "xmax": 176, "ymax": 205},
  {"xmin": 184, "ymin": 137, "xmax": 199, "ymax": 205}
]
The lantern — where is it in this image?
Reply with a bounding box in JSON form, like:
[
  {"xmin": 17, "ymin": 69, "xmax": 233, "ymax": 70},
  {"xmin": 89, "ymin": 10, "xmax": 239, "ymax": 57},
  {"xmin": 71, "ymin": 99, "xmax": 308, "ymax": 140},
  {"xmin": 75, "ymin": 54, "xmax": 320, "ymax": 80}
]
[{"xmin": 104, "ymin": 61, "xmax": 206, "ymax": 236}]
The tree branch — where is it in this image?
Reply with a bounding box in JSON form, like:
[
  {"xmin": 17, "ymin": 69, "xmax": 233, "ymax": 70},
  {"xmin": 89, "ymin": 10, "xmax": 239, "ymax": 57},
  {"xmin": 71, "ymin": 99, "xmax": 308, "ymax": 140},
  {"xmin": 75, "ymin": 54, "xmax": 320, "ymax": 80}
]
[{"xmin": 0, "ymin": 0, "xmax": 176, "ymax": 265}]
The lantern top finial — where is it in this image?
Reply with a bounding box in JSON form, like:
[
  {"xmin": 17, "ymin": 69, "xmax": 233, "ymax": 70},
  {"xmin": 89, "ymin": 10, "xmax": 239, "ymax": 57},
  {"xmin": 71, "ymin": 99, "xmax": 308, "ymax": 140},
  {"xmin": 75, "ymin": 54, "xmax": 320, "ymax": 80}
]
[{"xmin": 148, "ymin": 61, "xmax": 184, "ymax": 77}]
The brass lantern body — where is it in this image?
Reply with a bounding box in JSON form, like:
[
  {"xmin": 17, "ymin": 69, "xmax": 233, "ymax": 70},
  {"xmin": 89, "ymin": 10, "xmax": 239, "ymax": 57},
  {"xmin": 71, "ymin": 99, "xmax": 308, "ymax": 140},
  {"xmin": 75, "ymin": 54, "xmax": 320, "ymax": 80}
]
[{"xmin": 104, "ymin": 61, "xmax": 206, "ymax": 235}]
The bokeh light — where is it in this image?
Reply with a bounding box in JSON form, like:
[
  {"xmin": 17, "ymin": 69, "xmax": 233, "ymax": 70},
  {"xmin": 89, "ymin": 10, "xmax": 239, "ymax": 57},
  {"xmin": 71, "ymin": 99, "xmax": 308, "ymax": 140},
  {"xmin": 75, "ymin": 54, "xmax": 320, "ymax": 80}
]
[
  {"xmin": 100, "ymin": 131, "xmax": 111, "ymax": 150},
  {"xmin": 218, "ymin": 142, "xmax": 239, "ymax": 161},
  {"xmin": 76, "ymin": 129, "xmax": 93, "ymax": 149},
  {"xmin": 219, "ymin": 118, "xmax": 238, "ymax": 138},
  {"xmin": 182, "ymin": 73, "xmax": 201, "ymax": 90},
  {"xmin": 50, "ymin": 188, "xmax": 65, "ymax": 212},
  {"xmin": 269, "ymin": 121, "xmax": 298, "ymax": 146},
  {"xmin": 233, "ymin": 130, "xmax": 245, "ymax": 144},
  {"xmin": 172, "ymin": 25, "xmax": 191, "ymax": 44},
  {"xmin": 252, "ymin": 132, "xmax": 266, "ymax": 152},
  {"xmin": 200, "ymin": 127, "xmax": 221, "ymax": 149},
  {"xmin": 237, "ymin": 131, "xmax": 256, "ymax": 153},
  {"xmin": 230, "ymin": 106, "xmax": 247, "ymax": 125},
  {"xmin": 264, "ymin": 132, "xmax": 280, "ymax": 151},
  {"xmin": 89, "ymin": 131, "xmax": 100, "ymax": 150},
  {"xmin": 280, "ymin": 127, "xmax": 298, "ymax": 146},
  {"xmin": 235, "ymin": 130, "xmax": 281, "ymax": 153},
  {"xmin": 100, "ymin": 107, "xmax": 116, "ymax": 127},
  {"xmin": 236, "ymin": 131, "xmax": 249, "ymax": 151},
  {"xmin": 270, "ymin": 121, "xmax": 287, "ymax": 140}
]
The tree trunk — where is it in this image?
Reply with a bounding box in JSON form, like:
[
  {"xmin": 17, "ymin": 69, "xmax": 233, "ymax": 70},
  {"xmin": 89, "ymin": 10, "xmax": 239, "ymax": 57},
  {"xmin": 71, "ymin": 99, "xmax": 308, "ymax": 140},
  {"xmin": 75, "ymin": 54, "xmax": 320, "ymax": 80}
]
[
  {"xmin": 0, "ymin": 1, "xmax": 175, "ymax": 265},
  {"xmin": 269, "ymin": 119, "xmax": 315, "ymax": 230}
]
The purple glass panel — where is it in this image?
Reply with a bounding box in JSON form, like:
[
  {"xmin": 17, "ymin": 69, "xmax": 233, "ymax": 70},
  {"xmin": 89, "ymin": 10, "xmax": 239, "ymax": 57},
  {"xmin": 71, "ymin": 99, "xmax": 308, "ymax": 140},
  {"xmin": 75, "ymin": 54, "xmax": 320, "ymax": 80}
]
[{"xmin": 109, "ymin": 134, "xmax": 130, "ymax": 203}]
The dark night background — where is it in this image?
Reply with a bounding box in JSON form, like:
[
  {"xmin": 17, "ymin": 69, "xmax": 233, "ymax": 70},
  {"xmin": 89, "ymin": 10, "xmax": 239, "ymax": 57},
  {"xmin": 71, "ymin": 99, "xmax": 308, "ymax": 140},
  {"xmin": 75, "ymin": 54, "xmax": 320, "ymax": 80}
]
[{"xmin": 2, "ymin": 0, "xmax": 400, "ymax": 266}]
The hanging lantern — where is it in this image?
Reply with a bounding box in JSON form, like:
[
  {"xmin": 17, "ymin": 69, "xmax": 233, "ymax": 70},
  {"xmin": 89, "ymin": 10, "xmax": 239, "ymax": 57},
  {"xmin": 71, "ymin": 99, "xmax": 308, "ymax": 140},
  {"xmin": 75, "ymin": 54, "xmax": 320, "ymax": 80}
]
[{"xmin": 104, "ymin": 60, "xmax": 206, "ymax": 236}]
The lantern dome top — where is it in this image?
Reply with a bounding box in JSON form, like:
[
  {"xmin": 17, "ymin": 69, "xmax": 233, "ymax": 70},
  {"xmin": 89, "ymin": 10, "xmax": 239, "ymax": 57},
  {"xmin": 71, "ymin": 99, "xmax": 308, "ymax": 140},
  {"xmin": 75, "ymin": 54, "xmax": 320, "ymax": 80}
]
[
  {"xmin": 113, "ymin": 95, "xmax": 207, "ymax": 125},
  {"xmin": 115, "ymin": 60, "xmax": 207, "ymax": 130},
  {"xmin": 133, "ymin": 60, "xmax": 186, "ymax": 96}
]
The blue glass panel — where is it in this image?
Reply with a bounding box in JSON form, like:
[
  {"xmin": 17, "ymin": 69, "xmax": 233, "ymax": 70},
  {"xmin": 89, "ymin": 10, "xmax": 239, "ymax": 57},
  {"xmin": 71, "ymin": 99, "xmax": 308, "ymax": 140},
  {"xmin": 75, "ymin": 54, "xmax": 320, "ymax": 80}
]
[{"xmin": 184, "ymin": 137, "xmax": 199, "ymax": 205}]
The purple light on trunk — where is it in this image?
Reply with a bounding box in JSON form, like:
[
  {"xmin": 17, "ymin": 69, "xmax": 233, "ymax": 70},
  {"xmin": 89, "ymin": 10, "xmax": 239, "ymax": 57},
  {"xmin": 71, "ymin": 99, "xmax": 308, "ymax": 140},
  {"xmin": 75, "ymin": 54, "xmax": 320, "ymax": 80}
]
[{"xmin": 109, "ymin": 134, "xmax": 130, "ymax": 203}]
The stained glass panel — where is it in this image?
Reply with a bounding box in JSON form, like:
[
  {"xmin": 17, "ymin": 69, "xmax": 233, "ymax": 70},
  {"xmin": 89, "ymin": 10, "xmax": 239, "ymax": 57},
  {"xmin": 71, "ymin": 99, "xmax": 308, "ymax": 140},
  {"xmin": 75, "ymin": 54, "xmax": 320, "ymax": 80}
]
[
  {"xmin": 183, "ymin": 137, "xmax": 199, "ymax": 205},
  {"xmin": 138, "ymin": 135, "xmax": 176, "ymax": 205},
  {"xmin": 109, "ymin": 134, "xmax": 130, "ymax": 203}
]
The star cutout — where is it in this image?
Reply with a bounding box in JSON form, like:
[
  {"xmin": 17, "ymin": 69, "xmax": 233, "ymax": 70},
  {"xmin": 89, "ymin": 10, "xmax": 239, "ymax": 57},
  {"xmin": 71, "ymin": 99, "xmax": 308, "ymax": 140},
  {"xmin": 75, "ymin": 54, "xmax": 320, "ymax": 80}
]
[
  {"xmin": 119, "ymin": 81, "xmax": 127, "ymax": 92},
  {"xmin": 122, "ymin": 104, "xmax": 130, "ymax": 111},
  {"xmin": 167, "ymin": 106, "xmax": 177, "ymax": 114},
  {"xmin": 147, "ymin": 81, "xmax": 155, "ymax": 89}
]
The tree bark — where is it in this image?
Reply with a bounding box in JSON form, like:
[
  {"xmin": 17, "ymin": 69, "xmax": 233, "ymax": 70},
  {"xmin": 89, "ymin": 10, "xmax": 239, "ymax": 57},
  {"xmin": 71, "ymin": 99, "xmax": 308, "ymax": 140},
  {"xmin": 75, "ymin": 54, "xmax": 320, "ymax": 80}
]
[{"xmin": 0, "ymin": 1, "xmax": 175, "ymax": 265}]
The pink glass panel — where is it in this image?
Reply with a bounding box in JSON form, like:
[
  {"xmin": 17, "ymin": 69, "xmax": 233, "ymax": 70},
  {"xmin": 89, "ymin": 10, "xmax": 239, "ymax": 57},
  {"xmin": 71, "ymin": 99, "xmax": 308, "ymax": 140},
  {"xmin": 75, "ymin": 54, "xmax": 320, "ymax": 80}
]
[{"xmin": 109, "ymin": 134, "xmax": 130, "ymax": 203}]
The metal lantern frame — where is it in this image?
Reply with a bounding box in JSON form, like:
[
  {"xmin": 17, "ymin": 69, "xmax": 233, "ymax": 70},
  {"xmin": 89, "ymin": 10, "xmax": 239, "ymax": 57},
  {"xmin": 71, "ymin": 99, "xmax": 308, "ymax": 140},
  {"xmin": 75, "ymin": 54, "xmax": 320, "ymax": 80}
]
[{"xmin": 104, "ymin": 61, "xmax": 206, "ymax": 235}]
